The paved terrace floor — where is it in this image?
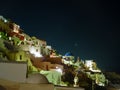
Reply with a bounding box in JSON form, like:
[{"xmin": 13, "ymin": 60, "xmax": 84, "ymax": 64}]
[{"xmin": 0, "ymin": 78, "xmax": 85, "ymax": 90}]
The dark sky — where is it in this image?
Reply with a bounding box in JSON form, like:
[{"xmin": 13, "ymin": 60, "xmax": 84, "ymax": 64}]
[{"xmin": 0, "ymin": 0, "xmax": 120, "ymax": 72}]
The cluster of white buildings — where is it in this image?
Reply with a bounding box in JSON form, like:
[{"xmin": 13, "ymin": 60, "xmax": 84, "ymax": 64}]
[
  {"xmin": 0, "ymin": 15, "xmax": 53, "ymax": 58},
  {"xmin": 0, "ymin": 16, "xmax": 107, "ymax": 86}
]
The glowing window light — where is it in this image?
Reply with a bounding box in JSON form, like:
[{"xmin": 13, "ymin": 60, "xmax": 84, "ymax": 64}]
[
  {"xmin": 4, "ymin": 19, "xmax": 7, "ymax": 23},
  {"xmin": 56, "ymin": 67, "xmax": 62, "ymax": 74}
]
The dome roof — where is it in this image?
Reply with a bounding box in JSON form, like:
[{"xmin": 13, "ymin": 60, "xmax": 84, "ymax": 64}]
[{"xmin": 65, "ymin": 52, "xmax": 73, "ymax": 56}]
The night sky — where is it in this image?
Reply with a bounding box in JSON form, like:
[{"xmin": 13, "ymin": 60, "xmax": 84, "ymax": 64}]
[{"xmin": 0, "ymin": 0, "xmax": 120, "ymax": 73}]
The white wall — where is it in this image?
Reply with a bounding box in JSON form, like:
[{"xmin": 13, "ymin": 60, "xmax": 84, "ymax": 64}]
[{"xmin": 0, "ymin": 61, "xmax": 27, "ymax": 83}]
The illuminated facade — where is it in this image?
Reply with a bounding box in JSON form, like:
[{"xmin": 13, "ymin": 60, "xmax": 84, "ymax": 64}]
[
  {"xmin": 85, "ymin": 60, "xmax": 93, "ymax": 70},
  {"xmin": 19, "ymin": 35, "xmax": 50, "ymax": 57}
]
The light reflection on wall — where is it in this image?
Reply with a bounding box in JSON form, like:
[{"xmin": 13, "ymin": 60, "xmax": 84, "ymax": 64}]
[
  {"xmin": 85, "ymin": 60, "xmax": 93, "ymax": 70},
  {"xmin": 29, "ymin": 47, "xmax": 42, "ymax": 57},
  {"xmin": 56, "ymin": 67, "xmax": 62, "ymax": 74}
]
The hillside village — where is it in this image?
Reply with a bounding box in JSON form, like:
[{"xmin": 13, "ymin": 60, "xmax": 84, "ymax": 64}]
[{"xmin": 0, "ymin": 16, "xmax": 108, "ymax": 89}]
